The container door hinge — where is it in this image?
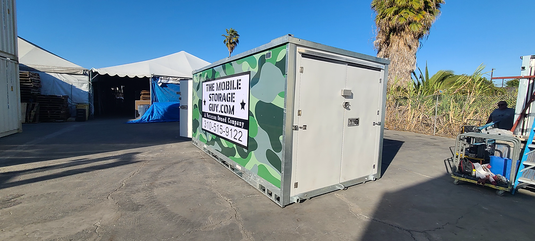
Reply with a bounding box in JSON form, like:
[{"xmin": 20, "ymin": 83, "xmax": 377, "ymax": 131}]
[
  {"xmin": 377, "ymin": 110, "xmax": 380, "ymax": 115},
  {"xmin": 294, "ymin": 182, "xmax": 298, "ymax": 188},
  {"xmin": 373, "ymin": 122, "xmax": 382, "ymax": 126},
  {"xmin": 379, "ymin": 78, "xmax": 382, "ymax": 83},
  {"xmin": 300, "ymin": 67, "xmax": 304, "ymax": 73}
]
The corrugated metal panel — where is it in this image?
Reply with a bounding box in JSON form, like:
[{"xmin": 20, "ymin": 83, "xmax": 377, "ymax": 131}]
[
  {"xmin": 0, "ymin": 0, "xmax": 17, "ymax": 59},
  {"xmin": 0, "ymin": 57, "xmax": 21, "ymax": 138}
]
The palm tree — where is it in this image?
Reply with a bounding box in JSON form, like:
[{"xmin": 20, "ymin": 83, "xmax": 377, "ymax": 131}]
[
  {"xmin": 371, "ymin": 0, "xmax": 444, "ymax": 87},
  {"xmin": 222, "ymin": 28, "xmax": 240, "ymax": 57},
  {"xmin": 412, "ymin": 63, "xmax": 453, "ymax": 96}
]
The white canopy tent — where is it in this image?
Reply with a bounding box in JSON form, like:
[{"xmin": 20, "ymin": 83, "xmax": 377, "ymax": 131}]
[
  {"xmin": 92, "ymin": 51, "xmax": 209, "ymax": 80},
  {"xmin": 90, "ymin": 51, "xmax": 209, "ymax": 117},
  {"xmin": 18, "ymin": 37, "xmax": 90, "ymax": 116}
]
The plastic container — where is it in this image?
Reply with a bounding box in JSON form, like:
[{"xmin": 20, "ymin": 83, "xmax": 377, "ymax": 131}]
[
  {"xmin": 138, "ymin": 105, "xmax": 149, "ymax": 117},
  {"xmin": 489, "ymin": 156, "xmax": 519, "ymax": 180}
]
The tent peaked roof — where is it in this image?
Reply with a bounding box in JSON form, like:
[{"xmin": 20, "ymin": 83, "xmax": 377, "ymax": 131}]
[
  {"xmin": 18, "ymin": 37, "xmax": 87, "ymax": 74},
  {"xmin": 92, "ymin": 51, "xmax": 210, "ymax": 78}
]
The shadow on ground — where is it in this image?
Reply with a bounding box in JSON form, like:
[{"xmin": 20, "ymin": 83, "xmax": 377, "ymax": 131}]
[
  {"xmin": 359, "ymin": 172, "xmax": 535, "ymax": 240},
  {"xmin": 0, "ymin": 118, "xmax": 185, "ymax": 189},
  {"xmin": 0, "ymin": 118, "xmax": 186, "ymax": 168},
  {"xmin": 0, "ymin": 152, "xmax": 141, "ymax": 190},
  {"xmin": 381, "ymin": 138, "xmax": 404, "ymax": 176}
]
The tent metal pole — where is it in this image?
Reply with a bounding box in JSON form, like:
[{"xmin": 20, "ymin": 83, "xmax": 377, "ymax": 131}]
[
  {"xmin": 150, "ymin": 74, "xmax": 153, "ymax": 105},
  {"xmin": 88, "ymin": 71, "xmax": 95, "ymax": 117},
  {"xmin": 90, "ymin": 71, "xmax": 102, "ymax": 116}
]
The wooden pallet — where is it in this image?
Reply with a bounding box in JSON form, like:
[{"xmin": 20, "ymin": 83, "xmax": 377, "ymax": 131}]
[
  {"xmin": 19, "ymin": 71, "xmax": 42, "ymax": 102},
  {"xmin": 19, "ymin": 71, "xmax": 40, "ymax": 78},
  {"xmin": 37, "ymin": 95, "xmax": 69, "ymax": 122},
  {"xmin": 19, "ymin": 80, "xmax": 41, "ymax": 88}
]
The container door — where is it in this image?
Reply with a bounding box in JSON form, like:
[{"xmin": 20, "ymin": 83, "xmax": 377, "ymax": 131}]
[
  {"xmin": 0, "ymin": 57, "xmax": 21, "ymax": 137},
  {"xmin": 292, "ymin": 49, "xmax": 346, "ymax": 195},
  {"xmin": 339, "ymin": 66, "xmax": 383, "ymax": 182},
  {"xmin": 179, "ymin": 79, "xmax": 192, "ymax": 138}
]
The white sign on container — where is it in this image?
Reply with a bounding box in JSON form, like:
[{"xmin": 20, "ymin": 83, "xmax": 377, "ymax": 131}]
[{"xmin": 201, "ymin": 72, "xmax": 250, "ymax": 148}]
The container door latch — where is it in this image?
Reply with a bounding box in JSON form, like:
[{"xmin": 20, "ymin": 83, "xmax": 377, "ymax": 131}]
[
  {"xmin": 348, "ymin": 118, "xmax": 359, "ymax": 127},
  {"xmin": 293, "ymin": 125, "xmax": 307, "ymax": 130}
]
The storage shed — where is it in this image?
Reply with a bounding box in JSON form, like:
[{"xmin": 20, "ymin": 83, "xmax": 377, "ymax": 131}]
[{"xmin": 191, "ymin": 35, "xmax": 389, "ymax": 207}]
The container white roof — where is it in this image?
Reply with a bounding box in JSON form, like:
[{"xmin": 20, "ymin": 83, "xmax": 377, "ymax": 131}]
[{"xmin": 91, "ymin": 51, "xmax": 210, "ymax": 78}]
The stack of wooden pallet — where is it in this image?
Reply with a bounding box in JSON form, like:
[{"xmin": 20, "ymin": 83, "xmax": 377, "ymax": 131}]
[
  {"xmin": 19, "ymin": 71, "xmax": 41, "ymax": 102},
  {"xmin": 140, "ymin": 90, "xmax": 150, "ymax": 100},
  {"xmin": 37, "ymin": 95, "xmax": 69, "ymax": 122}
]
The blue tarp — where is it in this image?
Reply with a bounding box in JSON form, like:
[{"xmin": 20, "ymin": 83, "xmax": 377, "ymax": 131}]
[
  {"xmin": 151, "ymin": 77, "xmax": 181, "ymax": 103},
  {"xmin": 127, "ymin": 102, "xmax": 180, "ymax": 124}
]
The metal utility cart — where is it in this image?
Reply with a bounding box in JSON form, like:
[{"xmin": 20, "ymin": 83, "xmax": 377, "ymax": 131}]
[{"xmin": 445, "ymin": 132, "xmax": 521, "ymax": 195}]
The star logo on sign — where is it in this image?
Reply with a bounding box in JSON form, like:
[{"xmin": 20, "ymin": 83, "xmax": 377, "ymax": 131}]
[{"xmin": 240, "ymin": 100, "xmax": 246, "ymax": 110}]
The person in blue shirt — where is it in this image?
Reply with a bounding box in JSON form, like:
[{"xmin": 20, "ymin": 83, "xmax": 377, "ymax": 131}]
[{"xmin": 487, "ymin": 101, "xmax": 515, "ymax": 130}]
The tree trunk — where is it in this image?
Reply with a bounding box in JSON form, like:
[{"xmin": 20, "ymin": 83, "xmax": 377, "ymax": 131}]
[{"xmin": 378, "ymin": 34, "xmax": 419, "ymax": 88}]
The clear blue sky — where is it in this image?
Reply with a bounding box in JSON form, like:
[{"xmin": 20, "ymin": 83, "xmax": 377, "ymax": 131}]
[{"xmin": 16, "ymin": 1, "xmax": 535, "ymax": 85}]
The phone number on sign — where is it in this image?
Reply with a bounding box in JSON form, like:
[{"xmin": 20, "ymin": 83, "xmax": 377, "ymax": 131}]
[{"xmin": 202, "ymin": 118, "xmax": 247, "ymax": 146}]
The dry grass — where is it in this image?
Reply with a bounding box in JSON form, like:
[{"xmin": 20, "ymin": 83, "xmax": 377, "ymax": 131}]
[{"xmin": 385, "ymin": 92, "xmax": 518, "ymax": 138}]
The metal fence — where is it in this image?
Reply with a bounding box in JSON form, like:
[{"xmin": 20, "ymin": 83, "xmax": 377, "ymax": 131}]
[{"xmin": 385, "ymin": 92, "xmax": 518, "ymax": 138}]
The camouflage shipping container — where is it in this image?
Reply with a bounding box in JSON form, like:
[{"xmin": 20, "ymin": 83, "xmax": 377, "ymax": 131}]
[{"xmin": 191, "ymin": 35, "xmax": 389, "ymax": 207}]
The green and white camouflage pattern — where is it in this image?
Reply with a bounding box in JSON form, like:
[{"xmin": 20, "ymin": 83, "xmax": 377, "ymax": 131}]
[{"xmin": 192, "ymin": 44, "xmax": 288, "ymax": 188}]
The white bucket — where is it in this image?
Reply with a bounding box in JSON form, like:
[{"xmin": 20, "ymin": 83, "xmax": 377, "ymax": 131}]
[{"xmin": 138, "ymin": 105, "xmax": 149, "ymax": 117}]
